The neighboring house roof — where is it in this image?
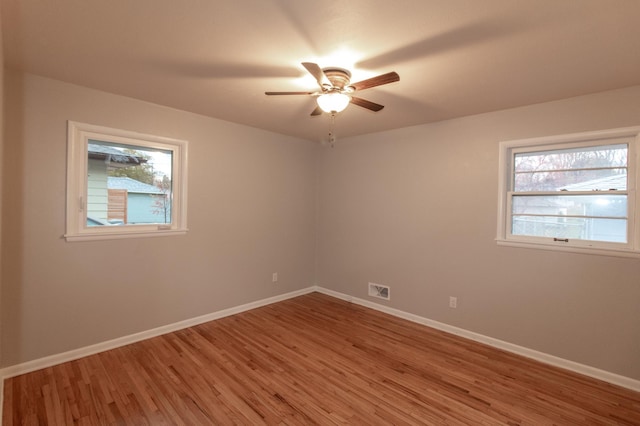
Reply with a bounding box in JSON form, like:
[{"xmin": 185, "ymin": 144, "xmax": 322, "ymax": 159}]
[
  {"xmin": 560, "ymin": 173, "xmax": 627, "ymax": 191},
  {"xmin": 108, "ymin": 176, "xmax": 164, "ymax": 194},
  {"xmin": 88, "ymin": 142, "xmax": 147, "ymax": 166}
]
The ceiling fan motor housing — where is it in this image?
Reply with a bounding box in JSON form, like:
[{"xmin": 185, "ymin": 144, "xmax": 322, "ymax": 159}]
[{"xmin": 322, "ymin": 68, "xmax": 352, "ymax": 91}]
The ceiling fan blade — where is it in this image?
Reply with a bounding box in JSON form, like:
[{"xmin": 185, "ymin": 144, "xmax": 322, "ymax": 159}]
[
  {"xmin": 265, "ymin": 91, "xmax": 315, "ymax": 95},
  {"xmin": 349, "ymin": 72, "xmax": 399, "ymax": 91},
  {"xmin": 302, "ymin": 62, "xmax": 330, "ymax": 88},
  {"xmin": 350, "ymin": 96, "xmax": 385, "ymax": 112},
  {"xmin": 310, "ymin": 106, "xmax": 323, "ymax": 116}
]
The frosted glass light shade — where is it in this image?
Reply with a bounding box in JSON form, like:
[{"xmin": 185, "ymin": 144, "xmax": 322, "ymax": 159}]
[{"xmin": 317, "ymin": 93, "xmax": 350, "ymax": 113}]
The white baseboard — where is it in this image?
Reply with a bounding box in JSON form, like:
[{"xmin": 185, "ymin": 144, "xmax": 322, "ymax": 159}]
[
  {"xmin": 0, "ymin": 286, "xmax": 316, "ymax": 380},
  {"xmin": 2, "ymin": 284, "xmax": 638, "ymax": 396},
  {"xmin": 314, "ymin": 286, "xmax": 640, "ymax": 392}
]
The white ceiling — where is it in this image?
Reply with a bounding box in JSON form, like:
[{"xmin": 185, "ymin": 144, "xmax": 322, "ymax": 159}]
[{"xmin": 3, "ymin": 0, "xmax": 640, "ymax": 142}]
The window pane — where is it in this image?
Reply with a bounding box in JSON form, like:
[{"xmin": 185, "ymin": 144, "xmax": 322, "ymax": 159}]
[
  {"xmin": 512, "ymin": 195, "xmax": 627, "ymax": 218},
  {"xmin": 514, "ymin": 168, "xmax": 627, "ymax": 191},
  {"xmin": 512, "ymin": 216, "xmax": 627, "ymax": 243},
  {"xmin": 87, "ymin": 140, "xmax": 173, "ymax": 226},
  {"xmin": 514, "ymin": 144, "xmax": 627, "ymax": 191}
]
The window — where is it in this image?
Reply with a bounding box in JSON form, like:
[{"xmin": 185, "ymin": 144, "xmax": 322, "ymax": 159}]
[
  {"xmin": 497, "ymin": 126, "xmax": 640, "ymax": 257},
  {"xmin": 66, "ymin": 121, "xmax": 188, "ymax": 241}
]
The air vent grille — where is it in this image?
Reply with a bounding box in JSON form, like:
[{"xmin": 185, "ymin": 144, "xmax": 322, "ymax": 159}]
[{"xmin": 368, "ymin": 282, "xmax": 390, "ymax": 300}]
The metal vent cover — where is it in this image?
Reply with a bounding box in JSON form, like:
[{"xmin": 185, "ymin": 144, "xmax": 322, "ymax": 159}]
[{"xmin": 368, "ymin": 282, "xmax": 390, "ymax": 300}]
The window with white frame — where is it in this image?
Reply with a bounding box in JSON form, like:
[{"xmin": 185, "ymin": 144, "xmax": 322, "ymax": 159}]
[
  {"xmin": 66, "ymin": 121, "xmax": 188, "ymax": 241},
  {"xmin": 497, "ymin": 127, "xmax": 640, "ymax": 257}
]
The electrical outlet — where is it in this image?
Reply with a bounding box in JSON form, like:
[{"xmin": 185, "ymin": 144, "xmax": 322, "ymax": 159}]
[
  {"xmin": 449, "ymin": 296, "xmax": 457, "ymax": 308},
  {"xmin": 272, "ymin": 272, "xmax": 278, "ymax": 283}
]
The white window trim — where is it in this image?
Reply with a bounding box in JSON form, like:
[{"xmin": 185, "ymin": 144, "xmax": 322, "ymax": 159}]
[
  {"xmin": 65, "ymin": 121, "xmax": 188, "ymax": 242},
  {"xmin": 496, "ymin": 126, "xmax": 640, "ymax": 258}
]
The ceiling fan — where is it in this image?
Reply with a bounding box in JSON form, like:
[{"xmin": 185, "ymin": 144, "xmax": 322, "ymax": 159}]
[{"xmin": 265, "ymin": 62, "xmax": 399, "ymax": 116}]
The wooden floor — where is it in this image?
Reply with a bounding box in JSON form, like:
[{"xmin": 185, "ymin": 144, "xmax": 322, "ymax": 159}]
[{"xmin": 4, "ymin": 293, "xmax": 640, "ymax": 425}]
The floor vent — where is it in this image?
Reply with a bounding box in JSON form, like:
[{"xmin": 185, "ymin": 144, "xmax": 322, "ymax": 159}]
[{"xmin": 368, "ymin": 282, "xmax": 390, "ymax": 300}]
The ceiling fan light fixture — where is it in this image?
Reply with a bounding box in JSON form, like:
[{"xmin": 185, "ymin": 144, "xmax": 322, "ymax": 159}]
[{"xmin": 317, "ymin": 92, "xmax": 351, "ymax": 113}]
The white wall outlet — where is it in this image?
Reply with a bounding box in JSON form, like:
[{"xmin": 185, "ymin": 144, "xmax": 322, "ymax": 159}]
[
  {"xmin": 272, "ymin": 272, "xmax": 278, "ymax": 283},
  {"xmin": 449, "ymin": 296, "xmax": 457, "ymax": 308}
]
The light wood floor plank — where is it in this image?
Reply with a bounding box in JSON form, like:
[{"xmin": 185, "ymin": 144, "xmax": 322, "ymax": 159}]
[{"xmin": 4, "ymin": 292, "xmax": 640, "ymax": 425}]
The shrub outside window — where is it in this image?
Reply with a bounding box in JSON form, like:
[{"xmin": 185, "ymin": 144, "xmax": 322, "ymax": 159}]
[
  {"xmin": 66, "ymin": 121, "xmax": 188, "ymax": 241},
  {"xmin": 497, "ymin": 127, "xmax": 640, "ymax": 257}
]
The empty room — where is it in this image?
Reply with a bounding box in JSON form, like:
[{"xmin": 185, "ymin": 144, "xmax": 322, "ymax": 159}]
[{"xmin": 1, "ymin": 0, "xmax": 640, "ymax": 424}]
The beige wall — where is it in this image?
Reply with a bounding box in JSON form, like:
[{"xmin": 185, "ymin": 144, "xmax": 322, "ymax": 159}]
[
  {"xmin": 1, "ymin": 72, "xmax": 318, "ymax": 366},
  {"xmin": 2, "ymin": 69, "xmax": 640, "ymax": 383},
  {"xmin": 317, "ymin": 86, "xmax": 640, "ymax": 380}
]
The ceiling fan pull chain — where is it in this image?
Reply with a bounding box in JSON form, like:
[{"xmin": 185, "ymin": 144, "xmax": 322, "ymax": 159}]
[{"xmin": 329, "ymin": 113, "xmax": 337, "ymax": 147}]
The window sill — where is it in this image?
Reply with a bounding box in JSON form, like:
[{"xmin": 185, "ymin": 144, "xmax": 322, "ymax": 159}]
[
  {"xmin": 496, "ymin": 238, "xmax": 640, "ymax": 259},
  {"xmin": 65, "ymin": 228, "xmax": 188, "ymax": 242}
]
